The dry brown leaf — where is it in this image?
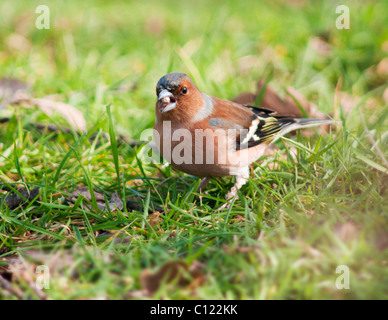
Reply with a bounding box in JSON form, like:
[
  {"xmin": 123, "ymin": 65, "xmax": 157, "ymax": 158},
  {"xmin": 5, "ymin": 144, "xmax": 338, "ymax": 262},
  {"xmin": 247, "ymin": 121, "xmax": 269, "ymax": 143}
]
[
  {"xmin": 0, "ymin": 77, "xmax": 30, "ymax": 109},
  {"xmin": 285, "ymin": 86, "xmax": 327, "ymax": 119},
  {"xmin": 0, "ymin": 78, "xmax": 29, "ymax": 100},
  {"xmin": 310, "ymin": 36, "xmax": 332, "ymax": 57},
  {"xmin": 233, "ymin": 80, "xmax": 300, "ymax": 116},
  {"xmin": 0, "ymin": 80, "xmax": 86, "ymax": 132},
  {"xmin": 0, "ymin": 247, "xmax": 97, "ymax": 299},
  {"xmin": 6, "ymin": 33, "xmax": 31, "ymax": 52},
  {"xmin": 231, "ymin": 78, "xmax": 343, "ymax": 137},
  {"xmin": 30, "ymin": 98, "xmax": 86, "ymax": 132},
  {"xmin": 2, "ymin": 251, "xmax": 56, "ymax": 300},
  {"xmin": 377, "ymin": 58, "xmax": 388, "ymax": 77},
  {"xmin": 232, "ymin": 214, "xmax": 246, "ymax": 223},
  {"xmin": 231, "ymin": 91, "xmax": 257, "ymax": 105},
  {"xmin": 107, "ymin": 191, "xmax": 124, "ymax": 212},
  {"xmin": 147, "ymin": 211, "xmax": 162, "ymax": 228},
  {"xmin": 125, "ymin": 179, "xmax": 144, "ymax": 188},
  {"xmin": 232, "ymin": 79, "xmax": 327, "ymax": 119},
  {"xmin": 140, "ymin": 261, "xmax": 187, "ymax": 295},
  {"xmin": 303, "ymin": 244, "xmax": 323, "ymax": 259},
  {"xmin": 133, "ymin": 260, "xmax": 205, "ymax": 297},
  {"xmin": 66, "ymin": 187, "xmax": 104, "ymax": 202},
  {"xmin": 18, "ymin": 249, "xmax": 76, "ymax": 276},
  {"xmin": 335, "ymin": 222, "xmax": 360, "ymax": 242},
  {"xmin": 66, "ymin": 188, "xmax": 123, "ymax": 212}
]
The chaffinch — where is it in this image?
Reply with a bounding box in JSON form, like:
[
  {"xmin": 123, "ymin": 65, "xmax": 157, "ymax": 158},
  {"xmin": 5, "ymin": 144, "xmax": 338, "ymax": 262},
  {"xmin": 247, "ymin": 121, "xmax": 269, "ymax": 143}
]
[{"xmin": 153, "ymin": 72, "xmax": 337, "ymax": 209}]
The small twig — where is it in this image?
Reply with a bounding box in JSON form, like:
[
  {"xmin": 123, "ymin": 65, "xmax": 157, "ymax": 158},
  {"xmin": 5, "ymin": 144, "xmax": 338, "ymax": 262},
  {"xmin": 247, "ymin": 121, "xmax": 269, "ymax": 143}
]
[{"xmin": 359, "ymin": 107, "xmax": 388, "ymax": 168}]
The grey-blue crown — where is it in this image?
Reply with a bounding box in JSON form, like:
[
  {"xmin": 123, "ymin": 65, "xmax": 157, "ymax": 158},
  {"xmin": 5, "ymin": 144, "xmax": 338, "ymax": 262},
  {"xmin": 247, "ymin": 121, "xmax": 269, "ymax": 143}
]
[{"xmin": 156, "ymin": 72, "xmax": 189, "ymax": 95}]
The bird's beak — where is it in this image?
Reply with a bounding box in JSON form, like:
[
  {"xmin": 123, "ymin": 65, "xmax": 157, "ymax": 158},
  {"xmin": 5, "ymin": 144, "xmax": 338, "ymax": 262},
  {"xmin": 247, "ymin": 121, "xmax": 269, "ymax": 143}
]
[{"xmin": 158, "ymin": 89, "xmax": 177, "ymax": 113}]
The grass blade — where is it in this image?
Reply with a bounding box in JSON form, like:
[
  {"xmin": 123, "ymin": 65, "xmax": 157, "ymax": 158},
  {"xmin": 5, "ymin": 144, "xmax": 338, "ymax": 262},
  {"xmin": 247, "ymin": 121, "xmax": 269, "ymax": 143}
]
[{"xmin": 106, "ymin": 104, "xmax": 120, "ymax": 186}]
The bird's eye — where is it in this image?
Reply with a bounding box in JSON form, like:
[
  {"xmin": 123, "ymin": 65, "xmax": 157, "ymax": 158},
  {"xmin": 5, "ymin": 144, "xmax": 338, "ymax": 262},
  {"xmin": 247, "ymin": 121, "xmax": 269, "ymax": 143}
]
[{"xmin": 182, "ymin": 86, "xmax": 188, "ymax": 94}]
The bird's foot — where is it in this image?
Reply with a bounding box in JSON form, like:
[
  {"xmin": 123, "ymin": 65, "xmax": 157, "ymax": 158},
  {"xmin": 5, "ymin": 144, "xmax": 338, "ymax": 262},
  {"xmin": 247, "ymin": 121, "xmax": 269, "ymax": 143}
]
[
  {"xmin": 197, "ymin": 177, "xmax": 211, "ymax": 206},
  {"xmin": 217, "ymin": 169, "xmax": 249, "ymax": 211},
  {"xmin": 217, "ymin": 187, "xmax": 239, "ymax": 210}
]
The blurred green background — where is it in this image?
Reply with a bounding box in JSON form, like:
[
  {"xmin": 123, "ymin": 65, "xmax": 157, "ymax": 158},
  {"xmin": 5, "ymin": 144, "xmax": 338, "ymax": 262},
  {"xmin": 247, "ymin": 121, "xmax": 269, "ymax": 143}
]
[
  {"xmin": 1, "ymin": 0, "xmax": 387, "ymax": 137},
  {"xmin": 0, "ymin": 0, "xmax": 387, "ymax": 300}
]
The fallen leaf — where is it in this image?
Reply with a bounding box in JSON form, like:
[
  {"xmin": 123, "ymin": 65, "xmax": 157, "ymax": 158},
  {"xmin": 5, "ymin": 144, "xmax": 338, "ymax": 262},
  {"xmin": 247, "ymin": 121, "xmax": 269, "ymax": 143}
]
[
  {"xmin": 310, "ymin": 36, "xmax": 332, "ymax": 57},
  {"xmin": 285, "ymin": 86, "xmax": 327, "ymax": 119},
  {"xmin": 231, "ymin": 91, "xmax": 257, "ymax": 105},
  {"xmin": 0, "ymin": 77, "xmax": 30, "ymax": 109},
  {"xmin": 303, "ymin": 244, "xmax": 323, "ymax": 259},
  {"xmin": 0, "ymin": 80, "xmax": 86, "ymax": 132},
  {"xmin": 377, "ymin": 58, "xmax": 388, "ymax": 77},
  {"xmin": 18, "ymin": 249, "xmax": 76, "ymax": 276},
  {"xmin": 66, "ymin": 187, "xmax": 104, "ymax": 202},
  {"xmin": 232, "ymin": 79, "xmax": 339, "ymax": 137},
  {"xmin": 6, "ymin": 33, "xmax": 31, "ymax": 52},
  {"xmin": 140, "ymin": 261, "xmax": 188, "ymax": 295},
  {"xmin": 30, "ymin": 98, "xmax": 86, "ymax": 132},
  {"xmin": 232, "ymin": 214, "xmax": 246, "ymax": 223},
  {"xmin": 106, "ymin": 191, "xmax": 124, "ymax": 212},
  {"xmin": 0, "ymin": 247, "xmax": 98, "ymax": 299},
  {"xmin": 66, "ymin": 188, "xmax": 123, "ymax": 212},
  {"xmin": 232, "ymin": 79, "xmax": 325, "ymax": 119},
  {"xmin": 147, "ymin": 211, "xmax": 162, "ymax": 228},
  {"xmin": 2, "ymin": 252, "xmax": 49, "ymax": 300},
  {"xmin": 129, "ymin": 260, "xmax": 205, "ymax": 297},
  {"xmin": 335, "ymin": 222, "xmax": 359, "ymax": 242}
]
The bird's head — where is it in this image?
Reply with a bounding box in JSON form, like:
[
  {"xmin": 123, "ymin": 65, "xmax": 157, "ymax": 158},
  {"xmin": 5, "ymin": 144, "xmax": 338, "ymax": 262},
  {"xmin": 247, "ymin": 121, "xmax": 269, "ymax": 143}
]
[{"xmin": 155, "ymin": 73, "xmax": 208, "ymax": 121}]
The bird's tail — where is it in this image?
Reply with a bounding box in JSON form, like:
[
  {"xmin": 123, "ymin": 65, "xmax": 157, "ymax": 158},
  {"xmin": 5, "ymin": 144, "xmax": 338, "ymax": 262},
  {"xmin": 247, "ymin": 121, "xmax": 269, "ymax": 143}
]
[
  {"xmin": 280, "ymin": 118, "xmax": 339, "ymax": 135},
  {"xmin": 272, "ymin": 118, "xmax": 339, "ymax": 143}
]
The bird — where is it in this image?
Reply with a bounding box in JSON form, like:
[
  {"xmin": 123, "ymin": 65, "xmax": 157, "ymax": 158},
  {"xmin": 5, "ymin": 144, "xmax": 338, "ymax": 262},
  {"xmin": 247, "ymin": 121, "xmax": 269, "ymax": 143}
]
[{"xmin": 153, "ymin": 72, "xmax": 337, "ymax": 209}]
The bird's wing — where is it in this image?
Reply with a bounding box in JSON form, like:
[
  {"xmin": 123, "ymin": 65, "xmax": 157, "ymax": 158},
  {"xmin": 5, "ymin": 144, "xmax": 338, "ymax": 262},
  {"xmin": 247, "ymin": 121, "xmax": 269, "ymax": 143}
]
[
  {"xmin": 208, "ymin": 99, "xmax": 294, "ymax": 150},
  {"xmin": 238, "ymin": 104, "xmax": 297, "ymax": 150},
  {"xmin": 239, "ymin": 105, "xmax": 337, "ymax": 149}
]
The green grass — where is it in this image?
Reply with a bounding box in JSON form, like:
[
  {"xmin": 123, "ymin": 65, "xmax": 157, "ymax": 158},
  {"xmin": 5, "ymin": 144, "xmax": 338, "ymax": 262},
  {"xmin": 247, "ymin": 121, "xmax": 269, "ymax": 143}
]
[{"xmin": 0, "ymin": 0, "xmax": 387, "ymax": 299}]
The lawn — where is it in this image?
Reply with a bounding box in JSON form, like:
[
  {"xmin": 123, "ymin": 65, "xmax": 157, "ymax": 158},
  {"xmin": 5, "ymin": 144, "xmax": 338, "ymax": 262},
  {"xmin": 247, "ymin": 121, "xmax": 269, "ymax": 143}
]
[{"xmin": 0, "ymin": 0, "xmax": 387, "ymax": 300}]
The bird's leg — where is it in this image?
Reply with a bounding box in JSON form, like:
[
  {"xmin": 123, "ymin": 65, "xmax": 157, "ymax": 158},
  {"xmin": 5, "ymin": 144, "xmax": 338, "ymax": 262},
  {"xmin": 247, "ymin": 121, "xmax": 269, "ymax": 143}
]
[
  {"xmin": 198, "ymin": 177, "xmax": 211, "ymax": 192},
  {"xmin": 219, "ymin": 167, "xmax": 249, "ymax": 210},
  {"xmin": 197, "ymin": 177, "xmax": 211, "ymax": 206}
]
